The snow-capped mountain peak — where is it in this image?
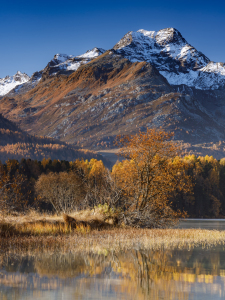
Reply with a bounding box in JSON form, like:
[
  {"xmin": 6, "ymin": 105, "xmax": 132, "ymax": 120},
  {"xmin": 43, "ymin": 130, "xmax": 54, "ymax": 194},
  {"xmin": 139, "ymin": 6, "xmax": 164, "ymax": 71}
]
[
  {"xmin": 53, "ymin": 53, "xmax": 74, "ymax": 64},
  {"xmin": 114, "ymin": 27, "xmax": 209, "ymax": 69},
  {"xmin": 0, "ymin": 71, "xmax": 30, "ymax": 96},
  {"xmin": 114, "ymin": 27, "xmax": 187, "ymax": 49},
  {"xmin": 13, "ymin": 71, "xmax": 30, "ymax": 81},
  {"xmin": 78, "ymin": 47, "xmax": 105, "ymax": 59},
  {"xmin": 155, "ymin": 28, "xmax": 186, "ymax": 45},
  {"xmin": 114, "ymin": 27, "xmax": 225, "ymax": 90},
  {"xmin": 1, "ymin": 28, "xmax": 225, "ymax": 95},
  {"xmin": 45, "ymin": 48, "xmax": 106, "ymax": 75}
]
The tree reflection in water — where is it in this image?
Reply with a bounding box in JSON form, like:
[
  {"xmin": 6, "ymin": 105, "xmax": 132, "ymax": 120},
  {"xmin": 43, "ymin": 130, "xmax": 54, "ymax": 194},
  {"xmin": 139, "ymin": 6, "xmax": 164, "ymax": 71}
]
[{"xmin": 0, "ymin": 246, "xmax": 225, "ymax": 300}]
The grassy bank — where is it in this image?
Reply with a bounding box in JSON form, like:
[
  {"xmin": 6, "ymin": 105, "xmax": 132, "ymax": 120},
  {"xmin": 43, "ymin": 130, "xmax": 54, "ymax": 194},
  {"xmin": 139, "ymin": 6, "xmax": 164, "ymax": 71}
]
[
  {"xmin": 1, "ymin": 210, "xmax": 225, "ymax": 255},
  {"xmin": 1, "ymin": 228, "xmax": 225, "ymax": 255}
]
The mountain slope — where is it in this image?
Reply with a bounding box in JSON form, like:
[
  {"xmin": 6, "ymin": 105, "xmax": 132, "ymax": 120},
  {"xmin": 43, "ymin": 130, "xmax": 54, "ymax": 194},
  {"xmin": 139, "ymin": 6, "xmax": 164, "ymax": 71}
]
[
  {"xmin": 0, "ymin": 113, "xmax": 22, "ymax": 133},
  {"xmin": 1, "ymin": 50, "xmax": 225, "ymax": 150},
  {"xmin": 0, "ymin": 48, "xmax": 105, "ymax": 97},
  {"xmin": 1, "ymin": 28, "xmax": 225, "ymax": 156},
  {"xmin": 0, "ymin": 113, "xmax": 109, "ymax": 165},
  {"xmin": 0, "ymin": 51, "xmax": 175, "ymax": 145}
]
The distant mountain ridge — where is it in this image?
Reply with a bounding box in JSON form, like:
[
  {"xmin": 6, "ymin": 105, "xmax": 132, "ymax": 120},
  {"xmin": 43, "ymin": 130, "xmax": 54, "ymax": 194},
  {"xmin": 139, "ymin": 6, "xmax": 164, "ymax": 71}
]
[
  {"xmin": 1, "ymin": 28, "xmax": 225, "ymax": 96},
  {"xmin": 0, "ymin": 48, "xmax": 105, "ymax": 96},
  {"xmin": 0, "ymin": 71, "xmax": 30, "ymax": 96},
  {"xmin": 1, "ymin": 27, "xmax": 225, "ymax": 158}
]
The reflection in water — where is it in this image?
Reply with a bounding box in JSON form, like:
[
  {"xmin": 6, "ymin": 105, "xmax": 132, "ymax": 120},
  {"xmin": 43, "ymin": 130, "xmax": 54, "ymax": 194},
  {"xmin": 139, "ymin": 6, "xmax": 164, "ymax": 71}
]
[{"xmin": 1, "ymin": 245, "xmax": 225, "ymax": 300}]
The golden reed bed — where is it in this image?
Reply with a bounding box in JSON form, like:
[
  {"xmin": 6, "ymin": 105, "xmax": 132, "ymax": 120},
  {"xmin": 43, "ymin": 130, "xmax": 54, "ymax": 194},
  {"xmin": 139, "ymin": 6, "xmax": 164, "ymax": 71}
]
[
  {"xmin": 1, "ymin": 227, "xmax": 225, "ymax": 255},
  {"xmin": 1, "ymin": 210, "xmax": 225, "ymax": 254}
]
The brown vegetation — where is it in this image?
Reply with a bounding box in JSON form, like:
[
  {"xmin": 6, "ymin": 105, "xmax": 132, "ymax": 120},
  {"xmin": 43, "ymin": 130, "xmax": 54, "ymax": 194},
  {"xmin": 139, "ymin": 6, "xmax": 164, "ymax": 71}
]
[
  {"xmin": 0, "ymin": 113, "xmax": 110, "ymax": 165},
  {"xmin": 2, "ymin": 129, "xmax": 225, "ymax": 240},
  {"xmin": 113, "ymin": 129, "xmax": 192, "ymax": 227},
  {"xmin": 1, "ymin": 219, "xmax": 225, "ymax": 254},
  {"xmin": 63, "ymin": 213, "xmax": 113, "ymax": 230},
  {"xmin": 0, "ymin": 160, "xmax": 28, "ymax": 215},
  {"xmin": 35, "ymin": 171, "xmax": 86, "ymax": 214},
  {"xmin": 0, "ymin": 207, "xmax": 115, "ymax": 238},
  {"xmin": 0, "ymin": 140, "xmax": 108, "ymax": 165}
]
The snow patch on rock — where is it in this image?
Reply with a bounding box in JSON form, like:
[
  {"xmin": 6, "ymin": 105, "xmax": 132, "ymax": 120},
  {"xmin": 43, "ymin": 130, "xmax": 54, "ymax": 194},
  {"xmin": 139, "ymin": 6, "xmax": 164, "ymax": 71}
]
[{"xmin": 49, "ymin": 48, "xmax": 105, "ymax": 73}]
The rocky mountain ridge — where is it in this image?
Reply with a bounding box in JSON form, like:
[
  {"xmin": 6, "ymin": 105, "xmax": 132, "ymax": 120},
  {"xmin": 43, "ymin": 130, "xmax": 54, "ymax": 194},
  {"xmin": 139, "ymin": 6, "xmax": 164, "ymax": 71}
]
[
  {"xmin": 0, "ymin": 48, "xmax": 105, "ymax": 97},
  {"xmin": 0, "ymin": 71, "xmax": 30, "ymax": 96},
  {"xmin": 1, "ymin": 27, "xmax": 225, "ymax": 158},
  {"xmin": 1, "ymin": 28, "xmax": 225, "ymax": 96},
  {"xmin": 114, "ymin": 28, "xmax": 225, "ymax": 90}
]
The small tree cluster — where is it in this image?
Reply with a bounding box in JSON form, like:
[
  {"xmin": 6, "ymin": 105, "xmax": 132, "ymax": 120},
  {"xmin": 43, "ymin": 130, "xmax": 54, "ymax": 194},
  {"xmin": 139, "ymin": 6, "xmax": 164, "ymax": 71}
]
[{"xmin": 35, "ymin": 171, "xmax": 85, "ymax": 214}]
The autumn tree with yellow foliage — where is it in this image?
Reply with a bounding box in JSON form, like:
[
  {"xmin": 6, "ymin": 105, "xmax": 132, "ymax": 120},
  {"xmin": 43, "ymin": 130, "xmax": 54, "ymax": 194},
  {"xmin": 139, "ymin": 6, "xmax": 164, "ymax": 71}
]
[{"xmin": 113, "ymin": 129, "xmax": 192, "ymax": 228}]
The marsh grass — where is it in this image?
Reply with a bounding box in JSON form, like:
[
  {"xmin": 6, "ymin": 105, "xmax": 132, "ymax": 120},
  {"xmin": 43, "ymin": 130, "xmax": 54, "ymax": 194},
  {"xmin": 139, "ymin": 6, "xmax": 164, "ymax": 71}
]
[
  {"xmin": 1, "ymin": 210, "xmax": 225, "ymax": 254},
  {"xmin": 1, "ymin": 226, "xmax": 225, "ymax": 256},
  {"xmin": 0, "ymin": 219, "xmax": 92, "ymax": 237},
  {"xmin": 0, "ymin": 206, "xmax": 111, "ymax": 225},
  {"xmin": 0, "ymin": 207, "xmax": 110, "ymax": 237},
  {"xmin": 18, "ymin": 221, "xmax": 91, "ymax": 236}
]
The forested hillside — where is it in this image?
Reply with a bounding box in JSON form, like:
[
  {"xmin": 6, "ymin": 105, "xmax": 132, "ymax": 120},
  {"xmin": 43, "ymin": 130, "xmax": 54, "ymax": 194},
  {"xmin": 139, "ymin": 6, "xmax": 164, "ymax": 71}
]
[
  {"xmin": 0, "ymin": 113, "xmax": 110, "ymax": 165},
  {"xmin": 1, "ymin": 154, "xmax": 225, "ymax": 219}
]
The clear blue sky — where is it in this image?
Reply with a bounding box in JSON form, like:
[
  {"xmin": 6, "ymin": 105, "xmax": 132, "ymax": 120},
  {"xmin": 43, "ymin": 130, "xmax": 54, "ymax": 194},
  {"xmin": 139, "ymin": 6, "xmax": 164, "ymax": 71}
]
[{"xmin": 0, "ymin": 0, "xmax": 225, "ymax": 78}]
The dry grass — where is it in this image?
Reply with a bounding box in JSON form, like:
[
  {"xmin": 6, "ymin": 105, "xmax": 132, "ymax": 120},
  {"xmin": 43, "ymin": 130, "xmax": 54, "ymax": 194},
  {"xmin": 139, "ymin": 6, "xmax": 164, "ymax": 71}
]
[
  {"xmin": 0, "ymin": 207, "xmax": 113, "ymax": 237},
  {"xmin": 0, "ymin": 206, "xmax": 112, "ymax": 225},
  {"xmin": 1, "ymin": 210, "xmax": 225, "ymax": 255},
  {"xmin": 1, "ymin": 226, "xmax": 225, "ymax": 255}
]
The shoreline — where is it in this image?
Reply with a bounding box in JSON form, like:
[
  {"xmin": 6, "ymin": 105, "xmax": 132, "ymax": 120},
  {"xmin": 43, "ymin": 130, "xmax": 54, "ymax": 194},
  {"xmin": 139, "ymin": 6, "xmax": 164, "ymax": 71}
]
[
  {"xmin": 1, "ymin": 227, "xmax": 225, "ymax": 255},
  {"xmin": 1, "ymin": 212, "xmax": 225, "ymax": 254}
]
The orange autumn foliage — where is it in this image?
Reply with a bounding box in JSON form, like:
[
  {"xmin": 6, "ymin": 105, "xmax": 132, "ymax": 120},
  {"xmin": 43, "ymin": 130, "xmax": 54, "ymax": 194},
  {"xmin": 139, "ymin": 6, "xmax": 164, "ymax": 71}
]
[{"xmin": 113, "ymin": 128, "xmax": 192, "ymax": 227}]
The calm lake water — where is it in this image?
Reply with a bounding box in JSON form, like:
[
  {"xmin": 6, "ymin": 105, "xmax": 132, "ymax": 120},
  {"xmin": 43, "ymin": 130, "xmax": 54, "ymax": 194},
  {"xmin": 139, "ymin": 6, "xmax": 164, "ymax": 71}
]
[
  {"xmin": 1, "ymin": 220, "xmax": 225, "ymax": 300},
  {"xmin": 178, "ymin": 219, "xmax": 225, "ymax": 230}
]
